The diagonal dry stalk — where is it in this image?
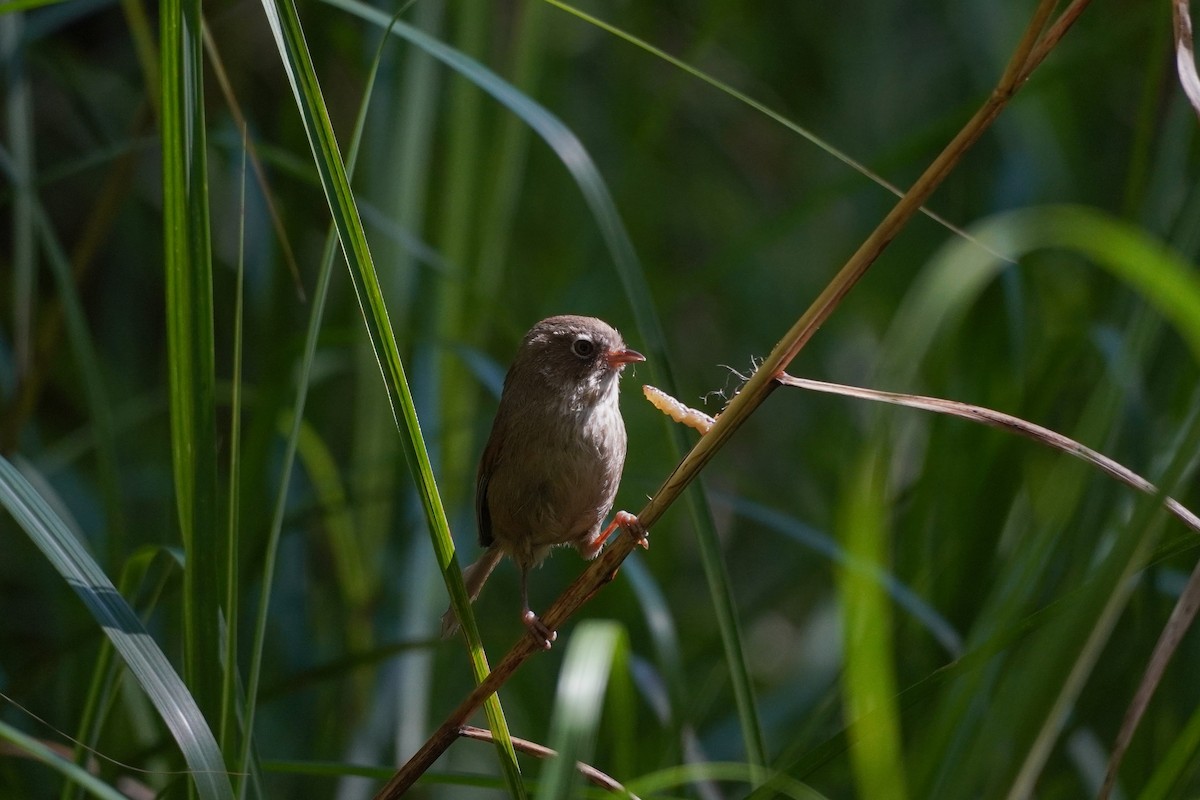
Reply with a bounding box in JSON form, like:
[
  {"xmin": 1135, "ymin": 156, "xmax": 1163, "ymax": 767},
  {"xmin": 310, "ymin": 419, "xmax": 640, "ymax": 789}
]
[{"xmin": 372, "ymin": 1, "xmax": 1092, "ymax": 796}]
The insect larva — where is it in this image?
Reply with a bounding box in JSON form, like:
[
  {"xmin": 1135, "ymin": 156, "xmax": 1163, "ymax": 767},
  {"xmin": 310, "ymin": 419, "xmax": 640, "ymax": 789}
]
[{"xmin": 643, "ymin": 385, "xmax": 715, "ymax": 434}]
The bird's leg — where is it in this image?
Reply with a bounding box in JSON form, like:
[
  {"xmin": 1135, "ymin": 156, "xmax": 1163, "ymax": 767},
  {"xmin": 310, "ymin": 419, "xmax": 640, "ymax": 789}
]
[
  {"xmin": 520, "ymin": 566, "xmax": 557, "ymax": 650},
  {"xmin": 578, "ymin": 512, "xmax": 640, "ymax": 560}
]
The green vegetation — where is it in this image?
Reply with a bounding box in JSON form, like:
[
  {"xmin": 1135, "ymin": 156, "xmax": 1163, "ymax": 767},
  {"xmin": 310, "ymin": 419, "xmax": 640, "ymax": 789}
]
[{"xmin": 2, "ymin": 1, "xmax": 1198, "ymax": 798}]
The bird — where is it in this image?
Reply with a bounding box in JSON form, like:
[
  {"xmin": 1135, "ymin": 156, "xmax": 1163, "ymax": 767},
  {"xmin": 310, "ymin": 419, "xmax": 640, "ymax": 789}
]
[{"xmin": 440, "ymin": 315, "xmax": 646, "ymax": 649}]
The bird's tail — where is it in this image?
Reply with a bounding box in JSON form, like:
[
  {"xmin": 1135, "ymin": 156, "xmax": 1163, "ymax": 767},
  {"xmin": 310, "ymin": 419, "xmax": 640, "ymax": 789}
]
[{"xmin": 439, "ymin": 546, "xmax": 504, "ymax": 639}]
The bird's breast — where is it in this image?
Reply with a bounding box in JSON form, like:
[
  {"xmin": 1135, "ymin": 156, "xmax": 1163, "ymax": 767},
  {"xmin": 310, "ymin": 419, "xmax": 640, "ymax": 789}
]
[{"xmin": 487, "ymin": 390, "xmax": 627, "ymax": 556}]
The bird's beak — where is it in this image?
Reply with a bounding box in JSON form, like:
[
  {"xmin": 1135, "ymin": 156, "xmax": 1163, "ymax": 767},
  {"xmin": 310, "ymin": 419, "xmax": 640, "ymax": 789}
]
[{"xmin": 606, "ymin": 348, "xmax": 646, "ymax": 369}]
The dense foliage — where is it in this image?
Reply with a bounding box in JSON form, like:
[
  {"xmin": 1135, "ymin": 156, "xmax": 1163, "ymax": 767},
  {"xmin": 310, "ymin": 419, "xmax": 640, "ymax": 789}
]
[{"xmin": 2, "ymin": 0, "xmax": 1199, "ymax": 798}]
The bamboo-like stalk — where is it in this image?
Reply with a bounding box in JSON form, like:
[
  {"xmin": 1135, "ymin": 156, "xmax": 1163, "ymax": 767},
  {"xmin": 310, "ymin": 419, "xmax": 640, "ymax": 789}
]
[{"xmin": 373, "ymin": 1, "xmax": 1093, "ymax": 796}]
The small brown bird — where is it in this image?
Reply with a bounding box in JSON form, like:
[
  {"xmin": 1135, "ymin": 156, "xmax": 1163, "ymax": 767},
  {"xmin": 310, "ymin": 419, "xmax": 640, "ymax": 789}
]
[{"xmin": 441, "ymin": 315, "xmax": 646, "ymax": 649}]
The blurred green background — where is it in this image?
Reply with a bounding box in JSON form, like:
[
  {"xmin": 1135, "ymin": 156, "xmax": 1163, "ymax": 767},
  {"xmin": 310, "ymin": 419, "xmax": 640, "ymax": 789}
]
[{"xmin": 3, "ymin": 0, "xmax": 1200, "ymax": 797}]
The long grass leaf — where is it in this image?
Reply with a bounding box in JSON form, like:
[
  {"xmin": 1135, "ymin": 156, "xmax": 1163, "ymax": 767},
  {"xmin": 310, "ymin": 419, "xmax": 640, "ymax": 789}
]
[
  {"xmin": 1139, "ymin": 696, "xmax": 1200, "ymax": 799},
  {"xmin": 886, "ymin": 205, "xmax": 1200, "ymax": 381},
  {"xmin": 536, "ymin": 621, "xmax": 627, "ymax": 800},
  {"xmin": 2, "ymin": 15, "xmax": 35, "ymax": 386},
  {"xmin": 836, "ymin": 452, "xmax": 908, "ymax": 800},
  {"xmin": 628, "ymin": 762, "xmax": 829, "ymax": 800},
  {"xmin": 431, "ymin": 0, "xmax": 486, "ymax": 508},
  {"xmin": 0, "ymin": 0, "xmax": 76, "ymax": 12},
  {"xmin": 219, "ymin": 136, "xmax": 248, "ymax": 758},
  {"xmin": 282, "ymin": 410, "xmax": 373, "ymax": 653},
  {"xmin": 0, "ymin": 456, "xmax": 234, "ymax": 800},
  {"xmin": 0, "ymin": 718, "xmax": 129, "ymax": 800},
  {"xmin": 63, "ymin": 546, "xmax": 185, "ymax": 800},
  {"xmin": 722, "ymin": 494, "xmax": 963, "ymax": 657},
  {"xmin": 117, "ymin": 0, "xmax": 160, "ymax": 117},
  {"xmin": 881, "ymin": 203, "xmax": 1200, "ymax": 794},
  {"xmin": 253, "ymin": 0, "xmax": 525, "ymax": 793},
  {"xmin": 160, "ymin": 0, "xmax": 223, "ymax": 734},
  {"xmin": 472, "ymin": 0, "xmax": 547, "ymax": 340}
]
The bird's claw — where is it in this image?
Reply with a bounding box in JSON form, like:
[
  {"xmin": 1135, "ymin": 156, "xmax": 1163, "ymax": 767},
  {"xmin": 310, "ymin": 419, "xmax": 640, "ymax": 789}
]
[
  {"xmin": 613, "ymin": 511, "xmax": 649, "ymax": 549},
  {"xmin": 522, "ymin": 609, "xmax": 557, "ymax": 650}
]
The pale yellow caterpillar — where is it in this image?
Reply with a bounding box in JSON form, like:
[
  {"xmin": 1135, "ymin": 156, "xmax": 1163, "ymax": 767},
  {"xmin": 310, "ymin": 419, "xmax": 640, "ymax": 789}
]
[{"xmin": 643, "ymin": 385, "xmax": 715, "ymax": 434}]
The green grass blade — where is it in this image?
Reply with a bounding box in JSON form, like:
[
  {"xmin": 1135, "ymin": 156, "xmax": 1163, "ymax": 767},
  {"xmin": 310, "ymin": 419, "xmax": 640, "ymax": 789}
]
[
  {"xmin": 0, "ymin": 718, "xmax": 129, "ymax": 800},
  {"xmin": 0, "ymin": 456, "xmax": 234, "ymax": 800},
  {"xmin": 220, "ymin": 138, "xmax": 248, "ymax": 758},
  {"xmin": 63, "ymin": 546, "xmax": 184, "ymax": 800},
  {"xmin": 254, "ymin": 0, "xmax": 525, "ymax": 794},
  {"xmin": 118, "ymin": 0, "xmax": 160, "ymax": 117},
  {"xmin": 836, "ymin": 452, "xmax": 908, "ymax": 800},
  {"xmin": 160, "ymin": 0, "xmax": 223, "ymax": 737},
  {"xmin": 726, "ymin": 494, "xmax": 962, "ymax": 657},
  {"xmin": 1140, "ymin": 697, "xmax": 1200, "ymax": 800},
  {"xmin": 622, "ymin": 558, "xmax": 689, "ymax": 729},
  {"xmin": 628, "ymin": 762, "xmax": 831, "ymax": 800},
  {"xmin": 0, "ymin": 0, "xmax": 75, "ymax": 12},
  {"xmin": 431, "ymin": 0, "xmax": 487, "ymax": 509},
  {"xmin": 887, "ymin": 205, "xmax": 1200, "ymax": 379},
  {"xmin": 2, "ymin": 14, "xmax": 35, "ymax": 395},
  {"xmin": 472, "ymin": 0, "xmax": 547, "ymax": 340},
  {"xmin": 283, "ymin": 410, "xmax": 373, "ymax": 654},
  {"xmin": 536, "ymin": 621, "xmax": 628, "ymax": 800}
]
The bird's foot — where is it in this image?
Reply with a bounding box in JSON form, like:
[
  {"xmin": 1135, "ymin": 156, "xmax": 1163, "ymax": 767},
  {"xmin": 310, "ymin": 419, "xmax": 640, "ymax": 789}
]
[
  {"xmin": 608, "ymin": 510, "xmax": 649, "ymax": 550},
  {"xmin": 522, "ymin": 609, "xmax": 557, "ymax": 650},
  {"xmin": 590, "ymin": 510, "xmax": 649, "ymax": 554},
  {"xmin": 582, "ymin": 510, "xmax": 648, "ymax": 559}
]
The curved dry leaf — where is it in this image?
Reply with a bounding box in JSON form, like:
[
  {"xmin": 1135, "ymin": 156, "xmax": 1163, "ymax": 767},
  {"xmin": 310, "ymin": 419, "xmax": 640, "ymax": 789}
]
[
  {"xmin": 458, "ymin": 725, "xmax": 641, "ymax": 798},
  {"xmin": 1175, "ymin": 0, "xmax": 1200, "ymax": 119},
  {"xmin": 774, "ymin": 373, "xmax": 1200, "ymax": 534}
]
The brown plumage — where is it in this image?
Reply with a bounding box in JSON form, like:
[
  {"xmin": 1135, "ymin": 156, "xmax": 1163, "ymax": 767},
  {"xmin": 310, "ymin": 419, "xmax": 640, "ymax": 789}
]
[{"xmin": 440, "ymin": 315, "xmax": 645, "ymax": 648}]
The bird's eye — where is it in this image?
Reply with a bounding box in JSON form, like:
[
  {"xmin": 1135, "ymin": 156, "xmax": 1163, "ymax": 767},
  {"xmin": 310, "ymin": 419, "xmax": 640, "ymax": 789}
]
[{"xmin": 571, "ymin": 337, "xmax": 596, "ymax": 358}]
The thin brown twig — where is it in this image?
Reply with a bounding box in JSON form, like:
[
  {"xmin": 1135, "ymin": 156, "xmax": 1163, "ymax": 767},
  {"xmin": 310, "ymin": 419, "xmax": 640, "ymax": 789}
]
[
  {"xmin": 998, "ymin": 0, "xmax": 1059, "ymax": 90},
  {"xmin": 457, "ymin": 726, "xmax": 640, "ymax": 798},
  {"xmin": 372, "ymin": 3, "xmax": 1094, "ymax": 797},
  {"xmin": 1099, "ymin": 554, "xmax": 1200, "ymax": 799}
]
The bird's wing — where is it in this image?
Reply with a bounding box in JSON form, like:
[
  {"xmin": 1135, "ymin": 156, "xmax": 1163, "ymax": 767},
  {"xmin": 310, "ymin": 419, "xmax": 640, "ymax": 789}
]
[{"xmin": 475, "ymin": 431, "xmax": 501, "ymax": 548}]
